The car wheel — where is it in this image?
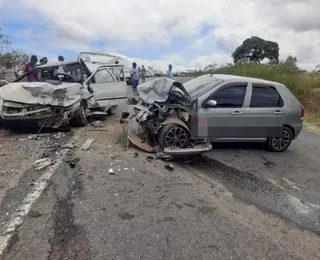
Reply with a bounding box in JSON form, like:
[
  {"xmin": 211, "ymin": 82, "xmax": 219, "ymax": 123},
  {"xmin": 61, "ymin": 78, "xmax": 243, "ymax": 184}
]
[
  {"xmin": 158, "ymin": 124, "xmax": 190, "ymax": 149},
  {"xmin": 267, "ymin": 126, "xmax": 293, "ymax": 152},
  {"xmin": 72, "ymin": 101, "xmax": 88, "ymax": 127},
  {"xmin": 107, "ymin": 105, "xmax": 117, "ymax": 115}
]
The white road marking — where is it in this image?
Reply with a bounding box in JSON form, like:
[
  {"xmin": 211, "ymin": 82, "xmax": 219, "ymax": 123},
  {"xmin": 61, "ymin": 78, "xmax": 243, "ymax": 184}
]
[{"xmin": 0, "ymin": 149, "xmax": 68, "ymax": 256}]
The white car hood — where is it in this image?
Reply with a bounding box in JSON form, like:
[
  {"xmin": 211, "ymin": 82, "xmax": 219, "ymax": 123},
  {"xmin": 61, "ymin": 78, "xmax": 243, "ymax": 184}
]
[{"xmin": 0, "ymin": 82, "xmax": 82, "ymax": 107}]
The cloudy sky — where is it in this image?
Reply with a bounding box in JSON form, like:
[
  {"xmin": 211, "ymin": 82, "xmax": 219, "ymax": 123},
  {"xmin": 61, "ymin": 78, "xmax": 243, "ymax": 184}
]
[{"xmin": 0, "ymin": 0, "xmax": 319, "ymax": 71}]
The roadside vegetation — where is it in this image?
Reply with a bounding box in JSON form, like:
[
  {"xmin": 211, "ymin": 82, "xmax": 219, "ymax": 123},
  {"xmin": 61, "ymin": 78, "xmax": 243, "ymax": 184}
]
[{"xmin": 200, "ymin": 36, "xmax": 320, "ymax": 128}]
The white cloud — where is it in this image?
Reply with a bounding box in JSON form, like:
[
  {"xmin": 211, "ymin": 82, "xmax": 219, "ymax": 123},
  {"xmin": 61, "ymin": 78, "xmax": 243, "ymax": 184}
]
[{"xmin": 7, "ymin": 0, "xmax": 320, "ymax": 71}]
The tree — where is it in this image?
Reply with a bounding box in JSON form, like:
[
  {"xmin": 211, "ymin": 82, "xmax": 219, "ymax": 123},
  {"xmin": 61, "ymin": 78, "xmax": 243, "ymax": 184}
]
[
  {"xmin": 285, "ymin": 55, "xmax": 297, "ymax": 64},
  {"xmin": 0, "ymin": 51, "xmax": 29, "ymax": 72},
  {"xmin": 204, "ymin": 63, "xmax": 217, "ymax": 72},
  {"xmin": 0, "ymin": 26, "xmax": 11, "ymax": 51},
  {"xmin": 232, "ymin": 36, "xmax": 279, "ymax": 64}
]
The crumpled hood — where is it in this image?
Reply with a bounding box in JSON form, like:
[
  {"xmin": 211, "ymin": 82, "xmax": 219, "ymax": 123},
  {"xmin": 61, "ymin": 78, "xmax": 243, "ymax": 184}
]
[
  {"xmin": 137, "ymin": 78, "xmax": 192, "ymax": 104},
  {"xmin": 0, "ymin": 82, "xmax": 82, "ymax": 107}
]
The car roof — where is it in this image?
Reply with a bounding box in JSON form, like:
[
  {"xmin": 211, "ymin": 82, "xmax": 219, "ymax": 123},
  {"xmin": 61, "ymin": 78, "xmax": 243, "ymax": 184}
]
[
  {"xmin": 209, "ymin": 74, "xmax": 283, "ymax": 86},
  {"xmin": 37, "ymin": 60, "xmax": 79, "ymax": 68}
]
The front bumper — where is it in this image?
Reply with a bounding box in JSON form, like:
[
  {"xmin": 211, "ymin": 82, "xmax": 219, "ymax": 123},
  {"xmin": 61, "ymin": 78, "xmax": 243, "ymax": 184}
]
[{"xmin": 1, "ymin": 105, "xmax": 73, "ymax": 129}]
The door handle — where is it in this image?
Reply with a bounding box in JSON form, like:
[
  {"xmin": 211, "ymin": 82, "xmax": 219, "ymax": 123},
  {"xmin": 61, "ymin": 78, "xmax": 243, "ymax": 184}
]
[
  {"xmin": 232, "ymin": 111, "xmax": 243, "ymax": 115},
  {"xmin": 273, "ymin": 110, "xmax": 284, "ymax": 115}
]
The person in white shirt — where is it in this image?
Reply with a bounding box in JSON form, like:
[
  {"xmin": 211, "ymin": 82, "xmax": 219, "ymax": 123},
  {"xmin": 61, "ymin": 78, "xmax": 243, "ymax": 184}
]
[
  {"xmin": 130, "ymin": 62, "xmax": 139, "ymax": 94},
  {"xmin": 167, "ymin": 64, "xmax": 173, "ymax": 79}
]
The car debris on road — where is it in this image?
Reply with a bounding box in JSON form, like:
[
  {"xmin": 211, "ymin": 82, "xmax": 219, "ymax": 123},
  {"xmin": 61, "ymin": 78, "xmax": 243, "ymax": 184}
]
[
  {"xmin": 81, "ymin": 139, "xmax": 95, "ymax": 151},
  {"xmin": 33, "ymin": 157, "xmax": 52, "ymax": 170}
]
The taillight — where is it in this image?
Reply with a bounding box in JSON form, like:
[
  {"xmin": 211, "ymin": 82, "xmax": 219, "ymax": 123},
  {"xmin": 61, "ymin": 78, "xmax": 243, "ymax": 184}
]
[{"xmin": 300, "ymin": 104, "xmax": 305, "ymax": 119}]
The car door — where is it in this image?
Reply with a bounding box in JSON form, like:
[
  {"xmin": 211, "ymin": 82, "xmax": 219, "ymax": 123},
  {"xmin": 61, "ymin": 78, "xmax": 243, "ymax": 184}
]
[
  {"xmin": 244, "ymin": 83, "xmax": 285, "ymax": 138},
  {"xmin": 193, "ymin": 82, "xmax": 250, "ymax": 139},
  {"xmin": 85, "ymin": 65, "xmax": 127, "ymax": 107}
]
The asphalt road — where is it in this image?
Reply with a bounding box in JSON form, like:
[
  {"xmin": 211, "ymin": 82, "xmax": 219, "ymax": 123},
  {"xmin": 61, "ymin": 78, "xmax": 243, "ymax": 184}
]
[{"xmin": 1, "ymin": 77, "xmax": 320, "ymax": 259}]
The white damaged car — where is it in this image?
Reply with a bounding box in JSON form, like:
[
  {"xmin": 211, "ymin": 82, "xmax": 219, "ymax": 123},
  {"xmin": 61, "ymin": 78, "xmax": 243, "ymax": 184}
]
[{"xmin": 0, "ymin": 52, "xmax": 128, "ymax": 130}]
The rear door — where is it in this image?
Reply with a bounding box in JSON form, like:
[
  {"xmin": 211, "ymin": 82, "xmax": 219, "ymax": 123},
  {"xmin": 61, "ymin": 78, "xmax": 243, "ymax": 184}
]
[
  {"xmin": 194, "ymin": 82, "xmax": 250, "ymax": 138},
  {"xmin": 85, "ymin": 65, "xmax": 127, "ymax": 107},
  {"xmin": 244, "ymin": 83, "xmax": 285, "ymax": 138}
]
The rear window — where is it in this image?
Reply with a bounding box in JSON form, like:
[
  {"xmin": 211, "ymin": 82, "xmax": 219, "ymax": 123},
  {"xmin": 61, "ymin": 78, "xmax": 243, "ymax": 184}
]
[{"xmin": 250, "ymin": 85, "xmax": 284, "ymax": 107}]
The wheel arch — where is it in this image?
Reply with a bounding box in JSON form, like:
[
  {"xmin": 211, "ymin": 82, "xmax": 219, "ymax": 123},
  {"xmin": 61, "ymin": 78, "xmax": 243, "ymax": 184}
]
[
  {"xmin": 159, "ymin": 117, "xmax": 190, "ymax": 134},
  {"xmin": 283, "ymin": 124, "xmax": 295, "ymax": 138}
]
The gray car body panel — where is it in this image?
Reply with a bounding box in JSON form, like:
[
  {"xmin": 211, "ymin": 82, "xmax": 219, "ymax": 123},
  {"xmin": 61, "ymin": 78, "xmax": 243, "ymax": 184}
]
[{"xmin": 192, "ymin": 74, "xmax": 303, "ymax": 141}]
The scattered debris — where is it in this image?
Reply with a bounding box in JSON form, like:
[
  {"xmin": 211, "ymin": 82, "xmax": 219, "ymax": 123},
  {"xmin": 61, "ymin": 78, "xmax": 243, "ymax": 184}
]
[
  {"xmin": 109, "ymin": 168, "xmax": 115, "ymax": 175},
  {"xmin": 165, "ymin": 164, "xmax": 174, "ymax": 171},
  {"xmin": 28, "ymin": 135, "xmax": 40, "ymax": 140},
  {"xmin": 268, "ymin": 178, "xmax": 285, "ymax": 191},
  {"xmin": 133, "ymin": 152, "xmax": 139, "ymax": 158},
  {"xmin": 33, "ymin": 158, "xmax": 52, "ymax": 171},
  {"xmin": 282, "ymin": 178, "xmax": 301, "ymax": 191},
  {"xmin": 62, "ymin": 143, "xmax": 75, "ymax": 149},
  {"xmin": 157, "ymin": 195, "xmax": 166, "ymax": 200},
  {"xmin": 91, "ymin": 120, "xmax": 103, "ymax": 127},
  {"xmin": 81, "ymin": 139, "xmax": 95, "ymax": 151},
  {"xmin": 89, "ymin": 129, "xmax": 109, "ymax": 132},
  {"xmin": 110, "ymin": 154, "xmax": 120, "ymax": 159},
  {"xmin": 52, "ymin": 132, "xmax": 62, "ymax": 139},
  {"xmin": 156, "ymin": 152, "xmax": 173, "ymax": 161},
  {"xmin": 123, "ymin": 168, "xmax": 129, "ymax": 171},
  {"xmin": 146, "ymin": 156, "xmax": 154, "ymax": 162},
  {"xmin": 29, "ymin": 210, "xmax": 42, "ymax": 218},
  {"xmin": 69, "ymin": 157, "xmax": 80, "ymax": 168}
]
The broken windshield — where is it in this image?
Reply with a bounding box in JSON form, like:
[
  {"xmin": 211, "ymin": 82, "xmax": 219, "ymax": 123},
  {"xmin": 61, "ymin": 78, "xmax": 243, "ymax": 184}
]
[
  {"xmin": 17, "ymin": 63, "xmax": 84, "ymax": 84},
  {"xmin": 183, "ymin": 75, "xmax": 223, "ymax": 99}
]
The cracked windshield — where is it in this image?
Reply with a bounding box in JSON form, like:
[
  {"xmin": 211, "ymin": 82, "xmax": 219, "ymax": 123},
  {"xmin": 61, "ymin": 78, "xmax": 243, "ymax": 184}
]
[{"xmin": 0, "ymin": 0, "xmax": 320, "ymax": 259}]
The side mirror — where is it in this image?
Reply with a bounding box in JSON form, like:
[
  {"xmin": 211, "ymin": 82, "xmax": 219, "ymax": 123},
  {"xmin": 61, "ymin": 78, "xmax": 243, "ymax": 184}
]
[{"xmin": 205, "ymin": 100, "xmax": 217, "ymax": 108}]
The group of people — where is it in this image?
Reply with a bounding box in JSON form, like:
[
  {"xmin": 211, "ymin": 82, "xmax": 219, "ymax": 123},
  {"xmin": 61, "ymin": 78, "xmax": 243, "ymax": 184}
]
[
  {"xmin": 130, "ymin": 63, "xmax": 173, "ymax": 94},
  {"xmin": 0, "ymin": 55, "xmax": 65, "ymax": 83}
]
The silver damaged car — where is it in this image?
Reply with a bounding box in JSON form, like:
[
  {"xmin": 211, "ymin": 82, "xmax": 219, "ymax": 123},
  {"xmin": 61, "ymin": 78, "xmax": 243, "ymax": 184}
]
[{"xmin": 127, "ymin": 74, "xmax": 304, "ymax": 154}]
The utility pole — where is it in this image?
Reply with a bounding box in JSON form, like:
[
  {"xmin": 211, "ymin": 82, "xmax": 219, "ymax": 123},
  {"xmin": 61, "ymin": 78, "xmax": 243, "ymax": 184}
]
[{"xmin": 204, "ymin": 58, "xmax": 208, "ymax": 69}]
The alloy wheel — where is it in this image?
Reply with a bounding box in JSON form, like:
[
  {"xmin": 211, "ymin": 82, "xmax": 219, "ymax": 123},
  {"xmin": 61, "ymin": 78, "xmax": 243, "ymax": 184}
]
[{"xmin": 165, "ymin": 127, "xmax": 188, "ymax": 148}]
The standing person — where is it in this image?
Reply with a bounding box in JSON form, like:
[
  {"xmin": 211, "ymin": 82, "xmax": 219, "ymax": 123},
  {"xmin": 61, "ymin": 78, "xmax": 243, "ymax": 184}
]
[
  {"xmin": 42, "ymin": 57, "xmax": 48, "ymax": 64},
  {"xmin": 23, "ymin": 55, "xmax": 38, "ymax": 82},
  {"xmin": 167, "ymin": 64, "xmax": 173, "ymax": 79},
  {"xmin": 141, "ymin": 65, "xmax": 146, "ymax": 83},
  {"xmin": 58, "ymin": 55, "xmax": 64, "ymax": 62},
  {"xmin": 2, "ymin": 59, "xmax": 17, "ymax": 82},
  {"xmin": 130, "ymin": 62, "xmax": 139, "ymax": 94}
]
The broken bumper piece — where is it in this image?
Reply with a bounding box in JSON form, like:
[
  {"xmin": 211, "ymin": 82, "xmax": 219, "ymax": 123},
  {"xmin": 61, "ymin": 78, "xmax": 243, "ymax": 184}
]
[
  {"xmin": 163, "ymin": 142, "xmax": 213, "ymax": 159},
  {"xmin": 128, "ymin": 129, "xmax": 212, "ymax": 158}
]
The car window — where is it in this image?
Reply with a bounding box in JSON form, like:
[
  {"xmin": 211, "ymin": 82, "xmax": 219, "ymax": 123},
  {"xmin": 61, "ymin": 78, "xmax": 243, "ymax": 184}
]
[
  {"xmin": 94, "ymin": 68, "xmax": 114, "ymax": 83},
  {"xmin": 208, "ymin": 85, "xmax": 247, "ymax": 108},
  {"xmin": 250, "ymin": 85, "xmax": 284, "ymax": 107}
]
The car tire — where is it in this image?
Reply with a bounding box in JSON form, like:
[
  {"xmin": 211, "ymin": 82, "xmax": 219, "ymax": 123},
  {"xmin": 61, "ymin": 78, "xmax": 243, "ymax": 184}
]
[
  {"xmin": 266, "ymin": 126, "xmax": 293, "ymax": 152},
  {"xmin": 158, "ymin": 124, "xmax": 190, "ymax": 149},
  {"xmin": 72, "ymin": 101, "xmax": 88, "ymax": 127},
  {"xmin": 107, "ymin": 105, "xmax": 117, "ymax": 115}
]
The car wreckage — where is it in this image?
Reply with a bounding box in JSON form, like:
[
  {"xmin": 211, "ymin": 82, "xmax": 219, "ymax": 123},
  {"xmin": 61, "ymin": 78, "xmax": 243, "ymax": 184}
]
[
  {"xmin": 124, "ymin": 74, "xmax": 304, "ymax": 157},
  {"xmin": 0, "ymin": 52, "xmax": 128, "ymax": 130},
  {"xmin": 122, "ymin": 77, "xmax": 213, "ymax": 158}
]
